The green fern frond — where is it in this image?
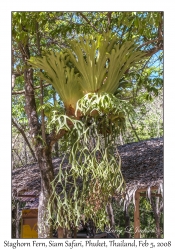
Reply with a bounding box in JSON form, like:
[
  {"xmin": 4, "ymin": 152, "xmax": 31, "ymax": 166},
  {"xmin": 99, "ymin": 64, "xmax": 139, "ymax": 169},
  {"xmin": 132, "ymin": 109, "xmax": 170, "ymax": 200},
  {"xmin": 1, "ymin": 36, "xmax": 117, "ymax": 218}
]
[
  {"xmin": 66, "ymin": 33, "xmax": 146, "ymax": 94},
  {"xmin": 29, "ymin": 33, "xmax": 146, "ymax": 110},
  {"xmin": 29, "ymin": 51, "xmax": 83, "ymax": 110}
]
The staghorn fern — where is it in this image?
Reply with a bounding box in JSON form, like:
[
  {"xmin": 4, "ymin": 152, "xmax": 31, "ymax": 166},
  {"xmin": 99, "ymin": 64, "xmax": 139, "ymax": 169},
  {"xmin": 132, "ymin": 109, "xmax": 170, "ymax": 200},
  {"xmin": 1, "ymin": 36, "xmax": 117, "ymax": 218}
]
[
  {"xmin": 29, "ymin": 32, "xmax": 146, "ymax": 113},
  {"xmin": 28, "ymin": 33, "xmax": 147, "ymax": 232}
]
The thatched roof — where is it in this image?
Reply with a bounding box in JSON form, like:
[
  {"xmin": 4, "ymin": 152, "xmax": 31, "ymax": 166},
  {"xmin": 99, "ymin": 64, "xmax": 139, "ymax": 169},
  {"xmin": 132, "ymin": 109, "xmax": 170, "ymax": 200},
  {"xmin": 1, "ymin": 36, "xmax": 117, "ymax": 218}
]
[
  {"xmin": 12, "ymin": 137, "xmax": 163, "ymax": 208},
  {"xmin": 118, "ymin": 137, "xmax": 163, "ymax": 206}
]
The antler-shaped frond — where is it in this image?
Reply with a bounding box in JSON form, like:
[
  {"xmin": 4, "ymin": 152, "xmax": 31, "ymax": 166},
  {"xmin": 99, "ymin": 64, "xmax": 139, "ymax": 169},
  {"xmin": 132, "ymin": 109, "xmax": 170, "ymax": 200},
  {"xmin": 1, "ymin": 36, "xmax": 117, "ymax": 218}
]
[{"xmin": 29, "ymin": 51, "xmax": 83, "ymax": 110}]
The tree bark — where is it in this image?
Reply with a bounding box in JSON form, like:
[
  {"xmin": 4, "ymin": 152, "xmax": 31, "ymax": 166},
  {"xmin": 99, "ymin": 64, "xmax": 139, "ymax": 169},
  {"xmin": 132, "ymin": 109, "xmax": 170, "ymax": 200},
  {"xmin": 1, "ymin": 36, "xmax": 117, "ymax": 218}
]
[
  {"xmin": 106, "ymin": 203, "xmax": 115, "ymax": 230},
  {"xmin": 124, "ymin": 206, "xmax": 130, "ymax": 238},
  {"xmin": 36, "ymin": 21, "xmax": 46, "ymax": 144},
  {"xmin": 20, "ymin": 42, "xmax": 55, "ymax": 238},
  {"xmin": 24, "ymin": 67, "xmax": 55, "ymax": 237},
  {"xmin": 37, "ymin": 146, "xmax": 54, "ymax": 238}
]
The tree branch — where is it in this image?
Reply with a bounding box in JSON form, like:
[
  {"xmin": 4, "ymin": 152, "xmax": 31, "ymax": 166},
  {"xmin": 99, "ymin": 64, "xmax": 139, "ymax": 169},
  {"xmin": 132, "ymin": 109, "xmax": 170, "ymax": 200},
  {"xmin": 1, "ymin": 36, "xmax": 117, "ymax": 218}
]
[
  {"xmin": 12, "ymin": 117, "xmax": 37, "ymax": 162},
  {"xmin": 107, "ymin": 12, "xmax": 112, "ymax": 31},
  {"xmin": 13, "ymin": 148, "xmax": 25, "ymax": 166},
  {"xmin": 139, "ymin": 14, "xmax": 163, "ymax": 58},
  {"xmin": 145, "ymin": 45, "xmax": 163, "ymax": 57},
  {"xmin": 139, "ymin": 38, "xmax": 161, "ymax": 49},
  {"xmin": 78, "ymin": 12, "xmax": 101, "ymax": 33},
  {"xmin": 12, "ymin": 134, "xmax": 20, "ymax": 149},
  {"xmin": 36, "ymin": 20, "xmax": 46, "ymax": 143},
  {"xmin": 128, "ymin": 117, "xmax": 140, "ymax": 142},
  {"xmin": 12, "ymin": 83, "xmax": 51, "ymax": 95},
  {"xmin": 158, "ymin": 12, "xmax": 163, "ymax": 38},
  {"xmin": 12, "ymin": 72, "xmax": 23, "ymax": 90}
]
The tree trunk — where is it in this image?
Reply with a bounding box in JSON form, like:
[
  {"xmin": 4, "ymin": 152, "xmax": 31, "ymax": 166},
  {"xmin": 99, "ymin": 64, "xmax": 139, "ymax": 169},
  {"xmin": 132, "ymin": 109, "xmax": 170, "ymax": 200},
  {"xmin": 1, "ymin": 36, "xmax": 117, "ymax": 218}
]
[
  {"xmin": 21, "ymin": 43, "xmax": 55, "ymax": 238},
  {"xmin": 124, "ymin": 206, "xmax": 130, "ymax": 238},
  {"xmin": 106, "ymin": 202, "xmax": 115, "ymax": 230},
  {"xmin": 54, "ymin": 142, "xmax": 59, "ymax": 157},
  {"xmin": 37, "ymin": 146, "xmax": 55, "ymax": 238},
  {"xmin": 12, "ymin": 203, "xmax": 17, "ymax": 238},
  {"xmin": 24, "ymin": 137, "xmax": 28, "ymax": 165}
]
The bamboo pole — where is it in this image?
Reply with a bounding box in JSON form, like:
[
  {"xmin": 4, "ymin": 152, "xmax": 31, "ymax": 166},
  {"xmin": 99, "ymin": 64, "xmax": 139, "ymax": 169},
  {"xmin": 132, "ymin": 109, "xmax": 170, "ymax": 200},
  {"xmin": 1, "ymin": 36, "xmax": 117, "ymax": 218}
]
[{"xmin": 134, "ymin": 191, "xmax": 140, "ymax": 238}]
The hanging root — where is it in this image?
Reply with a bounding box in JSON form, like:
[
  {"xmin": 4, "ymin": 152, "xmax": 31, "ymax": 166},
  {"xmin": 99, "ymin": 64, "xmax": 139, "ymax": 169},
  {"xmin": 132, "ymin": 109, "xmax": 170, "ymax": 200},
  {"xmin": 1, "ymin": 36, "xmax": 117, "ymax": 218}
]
[{"xmin": 47, "ymin": 93, "xmax": 128, "ymax": 231}]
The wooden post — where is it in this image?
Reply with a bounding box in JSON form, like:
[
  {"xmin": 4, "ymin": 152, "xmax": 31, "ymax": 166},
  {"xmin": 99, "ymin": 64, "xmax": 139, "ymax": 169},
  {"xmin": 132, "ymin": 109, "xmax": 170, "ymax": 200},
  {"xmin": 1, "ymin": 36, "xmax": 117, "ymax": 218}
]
[
  {"xmin": 57, "ymin": 226, "xmax": 64, "ymax": 238},
  {"xmin": 134, "ymin": 191, "xmax": 140, "ymax": 238},
  {"xmin": 16, "ymin": 202, "xmax": 19, "ymax": 238},
  {"xmin": 73, "ymin": 227, "xmax": 77, "ymax": 238}
]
